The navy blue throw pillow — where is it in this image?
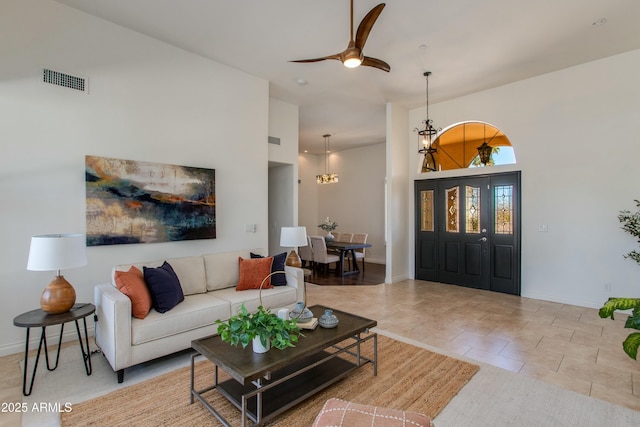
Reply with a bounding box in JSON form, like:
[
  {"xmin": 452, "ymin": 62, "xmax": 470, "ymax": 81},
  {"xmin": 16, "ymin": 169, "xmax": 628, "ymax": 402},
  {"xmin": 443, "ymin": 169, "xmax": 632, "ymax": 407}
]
[
  {"xmin": 143, "ymin": 261, "xmax": 184, "ymax": 313},
  {"xmin": 250, "ymin": 252, "xmax": 287, "ymax": 286}
]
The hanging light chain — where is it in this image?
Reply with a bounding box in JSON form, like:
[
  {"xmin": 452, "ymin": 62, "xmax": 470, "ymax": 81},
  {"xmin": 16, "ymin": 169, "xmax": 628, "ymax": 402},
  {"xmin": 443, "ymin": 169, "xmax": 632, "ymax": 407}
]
[{"xmin": 425, "ymin": 71, "xmax": 431, "ymax": 128}]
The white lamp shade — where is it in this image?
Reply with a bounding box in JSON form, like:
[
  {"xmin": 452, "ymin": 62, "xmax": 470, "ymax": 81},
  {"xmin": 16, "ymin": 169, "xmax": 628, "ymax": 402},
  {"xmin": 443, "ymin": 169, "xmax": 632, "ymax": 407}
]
[
  {"xmin": 27, "ymin": 234, "xmax": 88, "ymax": 271},
  {"xmin": 280, "ymin": 227, "xmax": 308, "ymax": 247}
]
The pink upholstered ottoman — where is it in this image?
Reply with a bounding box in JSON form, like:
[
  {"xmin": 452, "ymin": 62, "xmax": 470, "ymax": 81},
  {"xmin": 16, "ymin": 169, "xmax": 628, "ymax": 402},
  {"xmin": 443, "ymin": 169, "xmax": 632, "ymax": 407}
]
[{"xmin": 312, "ymin": 398, "xmax": 433, "ymax": 427}]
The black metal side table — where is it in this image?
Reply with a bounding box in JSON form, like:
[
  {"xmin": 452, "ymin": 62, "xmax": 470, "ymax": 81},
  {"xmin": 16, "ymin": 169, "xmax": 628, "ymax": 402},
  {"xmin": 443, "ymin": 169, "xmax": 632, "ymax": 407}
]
[{"xmin": 13, "ymin": 303, "xmax": 95, "ymax": 396}]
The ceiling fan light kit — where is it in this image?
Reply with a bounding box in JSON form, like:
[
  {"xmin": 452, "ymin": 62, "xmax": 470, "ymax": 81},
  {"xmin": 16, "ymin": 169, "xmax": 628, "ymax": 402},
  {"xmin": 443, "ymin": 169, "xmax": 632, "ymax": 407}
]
[
  {"xmin": 291, "ymin": 1, "xmax": 390, "ymax": 72},
  {"xmin": 342, "ymin": 43, "xmax": 363, "ymax": 68}
]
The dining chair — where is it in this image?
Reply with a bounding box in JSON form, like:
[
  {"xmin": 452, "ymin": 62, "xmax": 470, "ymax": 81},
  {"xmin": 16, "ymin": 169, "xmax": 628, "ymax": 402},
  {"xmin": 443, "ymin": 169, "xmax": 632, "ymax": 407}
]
[
  {"xmin": 309, "ymin": 236, "xmax": 341, "ymax": 274},
  {"xmin": 298, "ymin": 236, "xmax": 314, "ymax": 269},
  {"xmin": 337, "ymin": 232, "xmax": 353, "ymax": 243},
  {"xmin": 352, "ymin": 233, "xmax": 368, "ymax": 274},
  {"xmin": 327, "ymin": 232, "xmax": 341, "ymax": 255}
]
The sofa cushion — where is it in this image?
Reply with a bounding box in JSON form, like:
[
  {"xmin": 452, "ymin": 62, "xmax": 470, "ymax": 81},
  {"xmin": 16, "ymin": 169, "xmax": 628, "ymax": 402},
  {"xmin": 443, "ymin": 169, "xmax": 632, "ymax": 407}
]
[
  {"xmin": 312, "ymin": 398, "xmax": 433, "ymax": 427},
  {"xmin": 163, "ymin": 256, "xmax": 207, "ymax": 295},
  {"xmin": 143, "ymin": 262, "xmax": 185, "ymax": 313},
  {"xmin": 251, "ymin": 252, "xmax": 287, "ymax": 286},
  {"xmin": 237, "ymin": 256, "xmax": 274, "ymax": 291},
  {"xmin": 203, "ymin": 250, "xmax": 252, "ymax": 291},
  {"xmin": 114, "ymin": 266, "xmax": 152, "ymax": 319},
  {"xmin": 112, "ymin": 260, "xmax": 162, "ymax": 287},
  {"xmin": 131, "ymin": 293, "xmax": 230, "ymax": 345},
  {"xmin": 215, "ymin": 286, "xmax": 296, "ymax": 315}
]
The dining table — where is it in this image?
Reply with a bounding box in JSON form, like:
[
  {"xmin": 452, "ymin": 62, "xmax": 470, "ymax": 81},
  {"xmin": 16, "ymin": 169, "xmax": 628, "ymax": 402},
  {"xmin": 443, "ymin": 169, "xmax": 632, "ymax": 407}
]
[{"xmin": 325, "ymin": 241, "xmax": 372, "ymax": 276}]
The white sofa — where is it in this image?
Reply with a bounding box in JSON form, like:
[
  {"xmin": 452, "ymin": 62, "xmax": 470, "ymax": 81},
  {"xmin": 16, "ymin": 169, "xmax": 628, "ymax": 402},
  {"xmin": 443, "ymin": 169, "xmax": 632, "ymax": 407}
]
[{"xmin": 94, "ymin": 249, "xmax": 304, "ymax": 382}]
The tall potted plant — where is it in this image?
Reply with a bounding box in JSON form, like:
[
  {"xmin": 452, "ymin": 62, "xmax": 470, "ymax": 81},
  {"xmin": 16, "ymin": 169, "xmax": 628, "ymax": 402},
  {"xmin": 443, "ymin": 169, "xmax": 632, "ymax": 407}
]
[{"xmin": 599, "ymin": 199, "xmax": 640, "ymax": 360}]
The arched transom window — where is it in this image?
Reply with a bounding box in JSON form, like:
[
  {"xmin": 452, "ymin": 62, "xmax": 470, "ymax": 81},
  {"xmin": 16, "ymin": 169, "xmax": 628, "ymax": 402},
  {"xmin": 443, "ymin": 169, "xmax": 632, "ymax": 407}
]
[{"xmin": 420, "ymin": 121, "xmax": 516, "ymax": 173}]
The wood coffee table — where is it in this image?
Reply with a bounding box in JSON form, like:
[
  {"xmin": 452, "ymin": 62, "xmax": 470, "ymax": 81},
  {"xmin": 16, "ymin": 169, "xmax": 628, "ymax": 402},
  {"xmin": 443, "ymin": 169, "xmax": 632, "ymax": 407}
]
[{"xmin": 190, "ymin": 305, "xmax": 377, "ymax": 427}]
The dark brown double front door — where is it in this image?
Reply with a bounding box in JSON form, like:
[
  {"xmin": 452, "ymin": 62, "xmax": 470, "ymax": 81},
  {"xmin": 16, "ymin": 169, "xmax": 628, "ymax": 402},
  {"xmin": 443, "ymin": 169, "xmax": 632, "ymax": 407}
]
[{"xmin": 415, "ymin": 172, "xmax": 521, "ymax": 295}]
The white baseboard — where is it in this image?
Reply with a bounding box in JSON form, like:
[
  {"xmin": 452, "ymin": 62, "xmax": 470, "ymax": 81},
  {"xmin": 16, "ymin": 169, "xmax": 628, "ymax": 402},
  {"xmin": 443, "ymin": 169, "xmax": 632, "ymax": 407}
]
[
  {"xmin": 389, "ymin": 273, "xmax": 409, "ymax": 283},
  {"xmin": 522, "ymin": 291, "xmax": 604, "ymax": 310},
  {"xmin": 0, "ymin": 325, "xmax": 96, "ymax": 357}
]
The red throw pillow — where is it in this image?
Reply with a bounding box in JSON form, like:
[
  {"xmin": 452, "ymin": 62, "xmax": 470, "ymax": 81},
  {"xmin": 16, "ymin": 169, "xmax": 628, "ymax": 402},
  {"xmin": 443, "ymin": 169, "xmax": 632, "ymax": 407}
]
[
  {"xmin": 236, "ymin": 257, "xmax": 274, "ymax": 291},
  {"xmin": 114, "ymin": 266, "xmax": 152, "ymax": 319}
]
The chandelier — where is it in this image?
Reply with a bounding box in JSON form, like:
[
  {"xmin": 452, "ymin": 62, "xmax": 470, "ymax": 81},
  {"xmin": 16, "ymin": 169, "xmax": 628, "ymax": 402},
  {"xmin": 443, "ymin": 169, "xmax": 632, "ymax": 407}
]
[
  {"xmin": 316, "ymin": 134, "xmax": 339, "ymax": 184},
  {"xmin": 414, "ymin": 71, "xmax": 440, "ymax": 172}
]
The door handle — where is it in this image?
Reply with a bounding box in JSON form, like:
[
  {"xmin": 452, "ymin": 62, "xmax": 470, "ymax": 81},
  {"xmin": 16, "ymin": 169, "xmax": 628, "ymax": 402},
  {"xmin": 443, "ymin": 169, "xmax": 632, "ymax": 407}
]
[{"xmin": 478, "ymin": 237, "xmax": 487, "ymax": 242}]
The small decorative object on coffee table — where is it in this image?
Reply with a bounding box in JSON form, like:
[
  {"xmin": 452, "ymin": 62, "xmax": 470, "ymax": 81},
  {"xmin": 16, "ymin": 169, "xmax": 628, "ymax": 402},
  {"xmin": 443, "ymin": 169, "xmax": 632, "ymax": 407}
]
[
  {"xmin": 319, "ymin": 309, "xmax": 339, "ymax": 328},
  {"xmin": 289, "ymin": 301, "xmax": 313, "ymax": 322}
]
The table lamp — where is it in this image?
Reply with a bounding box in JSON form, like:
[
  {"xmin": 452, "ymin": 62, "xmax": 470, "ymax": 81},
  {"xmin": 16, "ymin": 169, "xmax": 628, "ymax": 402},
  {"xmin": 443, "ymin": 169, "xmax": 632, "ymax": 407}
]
[
  {"xmin": 27, "ymin": 234, "xmax": 87, "ymax": 314},
  {"xmin": 280, "ymin": 226, "xmax": 307, "ymax": 268}
]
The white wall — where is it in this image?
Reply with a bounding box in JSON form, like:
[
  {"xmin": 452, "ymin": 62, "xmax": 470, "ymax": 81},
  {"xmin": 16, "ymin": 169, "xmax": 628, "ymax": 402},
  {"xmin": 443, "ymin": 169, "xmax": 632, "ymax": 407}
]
[
  {"xmin": 311, "ymin": 145, "xmax": 386, "ymax": 264},
  {"xmin": 386, "ymin": 103, "xmax": 411, "ymax": 282},
  {"xmin": 297, "ymin": 153, "xmax": 320, "ymax": 242},
  {"xmin": 268, "ymin": 98, "xmax": 300, "ymax": 254},
  {"xmin": 268, "ymin": 164, "xmax": 294, "ymax": 255},
  {"xmin": 0, "ymin": 0, "xmax": 295, "ymax": 355},
  {"xmin": 407, "ymin": 49, "xmax": 640, "ymax": 308}
]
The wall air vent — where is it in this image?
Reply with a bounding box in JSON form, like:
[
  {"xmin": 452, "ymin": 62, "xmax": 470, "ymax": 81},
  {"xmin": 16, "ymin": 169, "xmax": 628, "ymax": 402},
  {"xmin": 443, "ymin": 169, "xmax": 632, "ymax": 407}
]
[
  {"xmin": 42, "ymin": 68, "xmax": 88, "ymax": 93},
  {"xmin": 268, "ymin": 136, "xmax": 281, "ymax": 145}
]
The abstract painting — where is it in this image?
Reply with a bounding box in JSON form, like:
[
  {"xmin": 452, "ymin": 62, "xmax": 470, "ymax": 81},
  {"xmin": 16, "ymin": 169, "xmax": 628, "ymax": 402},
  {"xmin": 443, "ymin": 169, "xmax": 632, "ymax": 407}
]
[{"xmin": 85, "ymin": 155, "xmax": 215, "ymax": 246}]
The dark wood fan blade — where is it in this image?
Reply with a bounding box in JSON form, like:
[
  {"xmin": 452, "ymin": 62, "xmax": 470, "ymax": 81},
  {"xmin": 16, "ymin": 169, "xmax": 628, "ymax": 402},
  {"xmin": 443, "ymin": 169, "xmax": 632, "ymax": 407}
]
[
  {"xmin": 355, "ymin": 3, "xmax": 385, "ymax": 50},
  {"xmin": 290, "ymin": 53, "xmax": 342, "ymax": 63},
  {"xmin": 362, "ymin": 56, "xmax": 390, "ymax": 72}
]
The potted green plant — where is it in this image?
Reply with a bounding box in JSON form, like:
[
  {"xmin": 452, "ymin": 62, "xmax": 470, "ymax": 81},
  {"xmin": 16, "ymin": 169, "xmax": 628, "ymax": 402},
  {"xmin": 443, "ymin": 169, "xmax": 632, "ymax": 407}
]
[
  {"xmin": 216, "ymin": 304, "xmax": 301, "ymax": 353},
  {"xmin": 599, "ymin": 199, "xmax": 640, "ymax": 360},
  {"xmin": 318, "ymin": 217, "xmax": 338, "ymax": 241}
]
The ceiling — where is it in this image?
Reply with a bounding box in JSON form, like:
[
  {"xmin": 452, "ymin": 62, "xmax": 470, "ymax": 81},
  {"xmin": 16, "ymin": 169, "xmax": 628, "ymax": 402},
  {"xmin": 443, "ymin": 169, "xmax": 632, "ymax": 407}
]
[{"xmin": 54, "ymin": 0, "xmax": 640, "ymax": 154}]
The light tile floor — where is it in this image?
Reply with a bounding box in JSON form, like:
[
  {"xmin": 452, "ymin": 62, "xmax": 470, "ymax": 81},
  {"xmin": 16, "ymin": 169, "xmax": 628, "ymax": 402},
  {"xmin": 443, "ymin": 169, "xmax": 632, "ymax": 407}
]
[
  {"xmin": 0, "ymin": 279, "xmax": 638, "ymax": 427},
  {"xmin": 306, "ymin": 280, "xmax": 640, "ymax": 412}
]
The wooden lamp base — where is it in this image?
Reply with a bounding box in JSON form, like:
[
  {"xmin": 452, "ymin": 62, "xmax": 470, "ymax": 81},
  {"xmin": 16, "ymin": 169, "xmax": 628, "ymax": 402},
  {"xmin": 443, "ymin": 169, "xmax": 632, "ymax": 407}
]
[
  {"xmin": 285, "ymin": 250, "xmax": 302, "ymax": 268},
  {"xmin": 40, "ymin": 275, "xmax": 76, "ymax": 314}
]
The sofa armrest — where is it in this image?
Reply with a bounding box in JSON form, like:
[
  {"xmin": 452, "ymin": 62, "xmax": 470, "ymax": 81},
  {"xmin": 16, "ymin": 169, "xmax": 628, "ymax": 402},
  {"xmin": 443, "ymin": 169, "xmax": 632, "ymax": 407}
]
[
  {"xmin": 284, "ymin": 265, "xmax": 305, "ymax": 304},
  {"xmin": 94, "ymin": 283, "xmax": 132, "ymax": 372}
]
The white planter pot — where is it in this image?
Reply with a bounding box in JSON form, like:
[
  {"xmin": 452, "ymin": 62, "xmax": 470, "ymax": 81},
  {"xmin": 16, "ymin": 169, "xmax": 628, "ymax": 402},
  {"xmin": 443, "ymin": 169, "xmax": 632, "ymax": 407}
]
[{"xmin": 252, "ymin": 336, "xmax": 270, "ymax": 353}]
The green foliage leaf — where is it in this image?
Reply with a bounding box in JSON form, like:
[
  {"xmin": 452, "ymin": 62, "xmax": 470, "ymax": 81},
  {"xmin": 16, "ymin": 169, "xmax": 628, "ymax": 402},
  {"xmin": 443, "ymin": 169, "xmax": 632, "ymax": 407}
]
[
  {"xmin": 623, "ymin": 333, "xmax": 640, "ymax": 360},
  {"xmin": 618, "ymin": 200, "xmax": 640, "ymax": 264},
  {"xmin": 599, "ymin": 298, "xmax": 640, "ymax": 320},
  {"xmin": 624, "ymin": 308, "xmax": 640, "ymax": 330},
  {"xmin": 215, "ymin": 303, "xmax": 302, "ymax": 350},
  {"xmin": 597, "ymin": 201, "xmax": 640, "ymax": 361}
]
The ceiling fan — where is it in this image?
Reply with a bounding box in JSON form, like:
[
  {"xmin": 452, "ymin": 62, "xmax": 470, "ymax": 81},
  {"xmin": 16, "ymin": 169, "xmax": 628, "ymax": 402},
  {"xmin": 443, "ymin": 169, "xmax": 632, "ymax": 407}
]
[{"xmin": 291, "ymin": 1, "xmax": 390, "ymax": 72}]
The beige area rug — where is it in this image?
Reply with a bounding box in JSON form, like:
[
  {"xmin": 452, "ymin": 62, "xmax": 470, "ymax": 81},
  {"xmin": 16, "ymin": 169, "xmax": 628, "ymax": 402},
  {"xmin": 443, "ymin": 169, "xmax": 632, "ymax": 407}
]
[{"xmin": 61, "ymin": 335, "xmax": 479, "ymax": 426}]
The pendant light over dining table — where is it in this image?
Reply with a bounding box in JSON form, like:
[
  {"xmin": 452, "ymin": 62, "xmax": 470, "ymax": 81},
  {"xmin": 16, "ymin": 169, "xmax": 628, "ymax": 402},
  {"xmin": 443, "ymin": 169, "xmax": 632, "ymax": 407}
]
[{"xmin": 316, "ymin": 134, "xmax": 339, "ymax": 184}]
